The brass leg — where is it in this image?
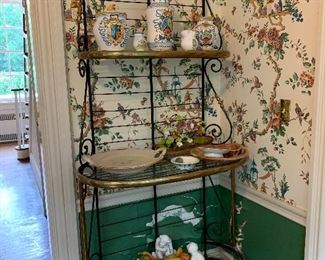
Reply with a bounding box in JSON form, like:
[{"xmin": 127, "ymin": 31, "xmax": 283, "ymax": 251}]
[
  {"xmin": 230, "ymin": 169, "xmax": 236, "ymax": 247},
  {"xmin": 79, "ymin": 181, "xmax": 89, "ymax": 260}
]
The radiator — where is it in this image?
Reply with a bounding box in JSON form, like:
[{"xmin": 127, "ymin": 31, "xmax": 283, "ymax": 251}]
[{"xmin": 0, "ymin": 112, "xmax": 17, "ymax": 143}]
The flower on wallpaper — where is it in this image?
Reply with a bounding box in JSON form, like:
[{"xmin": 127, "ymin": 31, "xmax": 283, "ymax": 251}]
[
  {"xmin": 104, "ymin": 76, "xmax": 141, "ymax": 93},
  {"xmin": 247, "ymin": 25, "xmax": 289, "ymax": 59}
]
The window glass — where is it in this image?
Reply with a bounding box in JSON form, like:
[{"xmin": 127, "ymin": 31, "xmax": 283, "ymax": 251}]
[
  {"xmin": 8, "ymin": 29, "xmax": 23, "ymax": 51},
  {"xmin": 0, "ymin": 0, "xmax": 23, "ymax": 100}
]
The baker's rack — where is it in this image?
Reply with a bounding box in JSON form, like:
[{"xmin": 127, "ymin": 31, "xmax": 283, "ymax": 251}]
[{"xmin": 75, "ymin": 0, "xmax": 246, "ymax": 259}]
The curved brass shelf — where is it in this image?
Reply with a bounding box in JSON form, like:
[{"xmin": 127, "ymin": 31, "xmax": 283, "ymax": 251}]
[
  {"xmin": 78, "ymin": 50, "xmax": 230, "ymax": 60},
  {"xmin": 78, "ymin": 157, "xmax": 248, "ymax": 189}
]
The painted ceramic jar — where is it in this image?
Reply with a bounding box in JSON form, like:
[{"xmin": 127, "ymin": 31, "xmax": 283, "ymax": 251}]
[
  {"xmin": 133, "ymin": 32, "xmax": 147, "ymax": 51},
  {"xmin": 180, "ymin": 30, "xmax": 198, "ymax": 51},
  {"xmin": 146, "ymin": 0, "xmax": 174, "ymax": 51},
  {"xmin": 93, "ymin": 4, "xmax": 129, "ymax": 51},
  {"xmin": 193, "ymin": 17, "xmax": 221, "ymax": 50}
]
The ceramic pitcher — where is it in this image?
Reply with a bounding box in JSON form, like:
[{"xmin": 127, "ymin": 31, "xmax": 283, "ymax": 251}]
[
  {"xmin": 193, "ymin": 17, "xmax": 221, "ymax": 50},
  {"xmin": 146, "ymin": 0, "xmax": 174, "ymax": 51},
  {"xmin": 180, "ymin": 30, "xmax": 198, "ymax": 51},
  {"xmin": 93, "ymin": 4, "xmax": 129, "ymax": 51},
  {"xmin": 133, "ymin": 32, "xmax": 147, "ymax": 51}
]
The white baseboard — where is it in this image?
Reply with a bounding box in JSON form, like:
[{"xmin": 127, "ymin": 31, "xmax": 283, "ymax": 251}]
[
  {"xmin": 81, "ymin": 176, "xmax": 220, "ymax": 211},
  {"xmin": 29, "ymin": 153, "xmax": 43, "ymax": 198},
  {"xmin": 219, "ymin": 175, "xmax": 307, "ymax": 226}
]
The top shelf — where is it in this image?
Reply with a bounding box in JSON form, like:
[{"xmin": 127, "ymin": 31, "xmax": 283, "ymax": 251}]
[{"xmin": 78, "ymin": 50, "xmax": 230, "ymax": 60}]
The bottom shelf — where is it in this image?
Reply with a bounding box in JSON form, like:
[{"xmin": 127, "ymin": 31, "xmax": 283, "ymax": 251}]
[{"xmin": 206, "ymin": 241, "xmax": 245, "ymax": 260}]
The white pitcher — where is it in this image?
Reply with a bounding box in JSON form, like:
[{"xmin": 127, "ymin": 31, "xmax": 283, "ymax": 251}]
[
  {"xmin": 146, "ymin": 0, "xmax": 174, "ymax": 51},
  {"xmin": 181, "ymin": 30, "xmax": 198, "ymax": 51}
]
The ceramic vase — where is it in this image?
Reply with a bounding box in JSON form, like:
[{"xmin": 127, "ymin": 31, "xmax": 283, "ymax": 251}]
[
  {"xmin": 180, "ymin": 30, "xmax": 198, "ymax": 51},
  {"xmin": 146, "ymin": 0, "xmax": 174, "ymax": 51},
  {"xmin": 193, "ymin": 17, "xmax": 221, "ymax": 50},
  {"xmin": 133, "ymin": 32, "xmax": 147, "ymax": 51},
  {"xmin": 93, "ymin": 4, "xmax": 129, "ymax": 51}
]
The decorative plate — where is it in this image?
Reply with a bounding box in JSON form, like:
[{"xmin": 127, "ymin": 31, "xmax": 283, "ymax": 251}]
[
  {"xmin": 190, "ymin": 144, "xmax": 248, "ymax": 162},
  {"xmin": 83, "ymin": 148, "xmax": 166, "ymax": 174}
]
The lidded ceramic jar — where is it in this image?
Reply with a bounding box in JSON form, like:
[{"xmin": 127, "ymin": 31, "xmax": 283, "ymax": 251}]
[
  {"xmin": 193, "ymin": 17, "xmax": 221, "ymax": 50},
  {"xmin": 146, "ymin": 0, "xmax": 174, "ymax": 51},
  {"xmin": 93, "ymin": 4, "xmax": 129, "ymax": 51}
]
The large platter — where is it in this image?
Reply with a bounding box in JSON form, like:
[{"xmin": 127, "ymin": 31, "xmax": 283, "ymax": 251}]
[
  {"xmin": 190, "ymin": 144, "xmax": 248, "ymax": 162},
  {"xmin": 83, "ymin": 148, "xmax": 166, "ymax": 174}
]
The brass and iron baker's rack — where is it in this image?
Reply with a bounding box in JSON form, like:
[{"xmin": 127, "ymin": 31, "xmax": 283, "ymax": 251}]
[{"xmin": 76, "ymin": 0, "xmax": 247, "ymax": 259}]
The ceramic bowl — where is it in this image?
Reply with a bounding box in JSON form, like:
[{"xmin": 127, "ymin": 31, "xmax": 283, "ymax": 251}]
[
  {"xmin": 170, "ymin": 156, "xmax": 200, "ymax": 170},
  {"xmin": 199, "ymin": 147, "xmax": 229, "ymax": 157}
]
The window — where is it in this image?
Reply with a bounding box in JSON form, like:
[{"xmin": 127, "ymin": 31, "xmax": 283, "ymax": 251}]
[{"xmin": 0, "ymin": 0, "xmax": 24, "ymax": 102}]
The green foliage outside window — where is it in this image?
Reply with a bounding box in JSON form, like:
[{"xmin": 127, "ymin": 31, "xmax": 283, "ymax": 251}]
[{"xmin": 0, "ymin": 2, "xmax": 24, "ymax": 96}]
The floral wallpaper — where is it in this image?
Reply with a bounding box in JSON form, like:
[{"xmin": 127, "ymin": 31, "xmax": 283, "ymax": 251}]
[
  {"xmin": 63, "ymin": 0, "xmax": 318, "ymax": 212},
  {"xmin": 210, "ymin": 0, "xmax": 319, "ymax": 212}
]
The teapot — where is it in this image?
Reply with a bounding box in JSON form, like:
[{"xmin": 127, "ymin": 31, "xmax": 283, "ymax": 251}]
[{"xmin": 193, "ymin": 17, "xmax": 221, "ymax": 50}]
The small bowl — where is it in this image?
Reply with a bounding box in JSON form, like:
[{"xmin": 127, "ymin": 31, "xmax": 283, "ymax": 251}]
[{"xmin": 171, "ymin": 156, "xmax": 200, "ymax": 170}]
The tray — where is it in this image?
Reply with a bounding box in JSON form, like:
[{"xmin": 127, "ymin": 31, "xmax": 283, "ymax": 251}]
[
  {"xmin": 190, "ymin": 144, "xmax": 248, "ymax": 162},
  {"xmin": 83, "ymin": 148, "xmax": 166, "ymax": 174}
]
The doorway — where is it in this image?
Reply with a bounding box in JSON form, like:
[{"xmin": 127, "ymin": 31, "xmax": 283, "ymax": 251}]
[{"xmin": 0, "ymin": 0, "xmax": 50, "ymax": 259}]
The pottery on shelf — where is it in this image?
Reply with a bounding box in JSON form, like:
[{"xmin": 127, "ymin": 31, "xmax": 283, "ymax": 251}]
[
  {"xmin": 133, "ymin": 32, "xmax": 147, "ymax": 51},
  {"xmin": 193, "ymin": 17, "xmax": 221, "ymax": 50},
  {"xmin": 171, "ymin": 156, "xmax": 200, "ymax": 171},
  {"xmin": 180, "ymin": 29, "xmax": 198, "ymax": 51},
  {"xmin": 93, "ymin": 4, "xmax": 129, "ymax": 51},
  {"xmin": 146, "ymin": 0, "xmax": 174, "ymax": 51}
]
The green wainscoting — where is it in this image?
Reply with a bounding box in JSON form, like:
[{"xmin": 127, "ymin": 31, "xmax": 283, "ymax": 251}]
[
  {"xmin": 84, "ymin": 185, "xmax": 305, "ymax": 260},
  {"xmin": 217, "ymin": 186, "xmax": 306, "ymax": 260}
]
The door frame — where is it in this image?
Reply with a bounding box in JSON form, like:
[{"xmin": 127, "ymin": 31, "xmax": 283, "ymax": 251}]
[
  {"xmin": 305, "ymin": 0, "xmax": 325, "ymax": 259},
  {"xmin": 28, "ymin": 0, "xmax": 325, "ymax": 259},
  {"xmin": 28, "ymin": 1, "xmax": 80, "ymax": 259}
]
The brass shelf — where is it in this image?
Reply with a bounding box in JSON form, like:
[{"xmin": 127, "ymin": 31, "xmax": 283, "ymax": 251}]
[
  {"xmin": 78, "ymin": 50, "xmax": 230, "ymax": 60},
  {"xmin": 78, "ymin": 156, "xmax": 248, "ymax": 189}
]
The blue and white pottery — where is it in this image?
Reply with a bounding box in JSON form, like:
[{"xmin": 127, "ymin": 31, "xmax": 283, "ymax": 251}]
[
  {"xmin": 193, "ymin": 17, "xmax": 221, "ymax": 50},
  {"xmin": 146, "ymin": 0, "xmax": 174, "ymax": 51},
  {"xmin": 93, "ymin": 4, "xmax": 129, "ymax": 51},
  {"xmin": 171, "ymin": 156, "xmax": 200, "ymax": 170}
]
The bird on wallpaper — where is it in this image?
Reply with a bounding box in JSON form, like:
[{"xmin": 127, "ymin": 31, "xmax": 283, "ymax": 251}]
[
  {"xmin": 86, "ymin": 5, "xmax": 93, "ymax": 18},
  {"xmin": 232, "ymin": 6, "xmax": 236, "ymax": 15},
  {"xmin": 250, "ymin": 76, "xmax": 263, "ymax": 93},
  {"xmin": 295, "ymin": 103, "xmax": 304, "ymax": 126},
  {"xmin": 117, "ymin": 103, "xmax": 128, "ymax": 120}
]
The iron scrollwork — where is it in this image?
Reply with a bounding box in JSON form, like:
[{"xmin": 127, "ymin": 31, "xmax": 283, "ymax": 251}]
[{"xmin": 203, "ymin": 58, "xmax": 233, "ymax": 144}]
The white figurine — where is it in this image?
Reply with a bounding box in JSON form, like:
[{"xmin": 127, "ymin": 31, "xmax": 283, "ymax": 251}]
[
  {"xmin": 153, "ymin": 235, "xmax": 174, "ymax": 259},
  {"xmin": 187, "ymin": 242, "xmax": 205, "ymax": 260}
]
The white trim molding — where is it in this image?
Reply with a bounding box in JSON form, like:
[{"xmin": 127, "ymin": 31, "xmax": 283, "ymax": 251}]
[
  {"xmin": 219, "ymin": 175, "xmax": 307, "ymax": 226},
  {"xmin": 305, "ymin": 1, "xmax": 325, "ymax": 259},
  {"xmin": 28, "ymin": 1, "xmax": 80, "ymax": 260}
]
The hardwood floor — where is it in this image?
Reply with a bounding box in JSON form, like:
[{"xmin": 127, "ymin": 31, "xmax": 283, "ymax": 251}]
[{"xmin": 0, "ymin": 143, "xmax": 50, "ymax": 260}]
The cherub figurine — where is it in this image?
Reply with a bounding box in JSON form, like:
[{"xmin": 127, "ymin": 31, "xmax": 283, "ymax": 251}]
[
  {"xmin": 153, "ymin": 235, "xmax": 174, "ymax": 259},
  {"xmin": 187, "ymin": 242, "xmax": 205, "ymax": 260}
]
